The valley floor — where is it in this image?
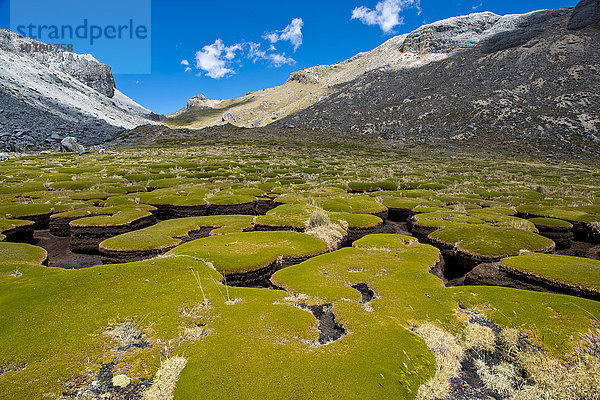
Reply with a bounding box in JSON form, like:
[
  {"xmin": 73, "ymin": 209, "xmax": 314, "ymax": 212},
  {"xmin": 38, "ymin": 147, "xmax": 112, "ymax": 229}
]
[{"xmin": 0, "ymin": 141, "xmax": 599, "ymax": 400}]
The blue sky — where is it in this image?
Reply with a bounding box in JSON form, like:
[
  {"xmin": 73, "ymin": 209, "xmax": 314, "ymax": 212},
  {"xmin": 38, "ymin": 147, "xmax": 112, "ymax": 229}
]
[{"xmin": 0, "ymin": 0, "xmax": 579, "ymax": 114}]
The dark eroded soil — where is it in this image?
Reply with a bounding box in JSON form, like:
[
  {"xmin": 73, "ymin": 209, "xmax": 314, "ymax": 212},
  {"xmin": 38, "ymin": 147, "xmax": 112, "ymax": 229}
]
[
  {"xmin": 35, "ymin": 230, "xmax": 102, "ymax": 269},
  {"xmin": 556, "ymin": 240, "xmax": 600, "ymax": 261}
]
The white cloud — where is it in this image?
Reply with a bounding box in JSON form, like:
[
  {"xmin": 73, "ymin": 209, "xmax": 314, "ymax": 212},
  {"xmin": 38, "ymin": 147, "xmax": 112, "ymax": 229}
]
[
  {"xmin": 472, "ymin": 2, "xmax": 483, "ymax": 10},
  {"xmin": 265, "ymin": 53, "xmax": 296, "ymax": 67},
  {"xmin": 189, "ymin": 20, "xmax": 301, "ymax": 79},
  {"xmin": 247, "ymin": 42, "xmax": 296, "ymax": 67},
  {"xmin": 352, "ymin": 0, "xmax": 421, "ymax": 33},
  {"xmin": 262, "ymin": 18, "xmax": 304, "ymax": 51},
  {"xmin": 194, "ymin": 39, "xmax": 242, "ymax": 79},
  {"xmin": 247, "ymin": 42, "xmax": 266, "ymax": 61}
]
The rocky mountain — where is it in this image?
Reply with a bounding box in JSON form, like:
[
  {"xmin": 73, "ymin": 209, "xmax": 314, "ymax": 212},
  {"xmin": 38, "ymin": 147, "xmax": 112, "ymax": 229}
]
[
  {"xmin": 167, "ymin": 4, "xmax": 598, "ymax": 143},
  {"xmin": 0, "ymin": 29, "xmax": 155, "ymax": 152},
  {"xmin": 167, "ymin": 94, "xmax": 224, "ymax": 119},
  {"xmin": 166, "ymin": 25, "xmax": 453, "ymax": 129},
  {"xmin": 268, "ymin": 0, "xmax": 600, "ymax": 159}
]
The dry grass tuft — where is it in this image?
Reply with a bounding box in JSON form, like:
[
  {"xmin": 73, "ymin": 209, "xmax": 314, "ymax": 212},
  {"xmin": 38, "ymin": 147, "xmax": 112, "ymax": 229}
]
[
  {"xmin": 464, "ymin": 323, "xmax": 496, "ymax": 352},
  {"xmin": 499, "ymin": 327, "xmax": 520, "ymax": 355},
  {"xmin": 142, "ymin": 356, "xmax": 188, "ymax": 400},
  {"xmin": 510, "ymin": 218, "xmax": 534, "ymax": 231},
  {"xmin": 475, "ymin": 360, "xmax": 519, "ymax": 397},
  {"xmin": 305, "ymin": 224, "xmax": 346, "ymax": 251},
  {"xmin": 516, "ymin": 351, "xmax": 600, "ymax": 400},
  {"xmin": 305, "ymin": 208, "xmax": 347, "ymax": 250},
  {"xmin": 416, "ymin": 320, "xmax": 600, "ymax": 400},
  {"xmin": 307, "ymin": 208, "xmax": 330, "ymax": 229},
  {"xmin": 453, "ymin": 203, "xmax": 467, "ymax": 213},
  {"xmin": 414, "ymin": 322, "xmax": 464, "ymax": 400}
]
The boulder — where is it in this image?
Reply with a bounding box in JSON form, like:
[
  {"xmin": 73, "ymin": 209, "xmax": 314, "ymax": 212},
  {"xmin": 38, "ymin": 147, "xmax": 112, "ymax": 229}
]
[
  {"xmin": 0, "ymin": 152, "xmax": 8, "ymax": 162},
  {"xmin": 60, "ymin": 137, "xmax": 85, "ymax": 153},
  {"xmin": 287, "ymin": 70, "xmax": 320, "ymax": 85}
]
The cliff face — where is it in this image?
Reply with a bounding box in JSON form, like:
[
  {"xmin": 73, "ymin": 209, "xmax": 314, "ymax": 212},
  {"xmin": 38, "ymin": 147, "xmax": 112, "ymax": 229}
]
[
  {"xmin": 0, "ymin": 29, "xmax": 154, "ymax": 151},
  {"xmin": 0, "ymin": 29, "xmax": 116, "ymax": 97},
  {"xmin": 400, "ymin": 12, "xmax": 502, "ymax": 53}
]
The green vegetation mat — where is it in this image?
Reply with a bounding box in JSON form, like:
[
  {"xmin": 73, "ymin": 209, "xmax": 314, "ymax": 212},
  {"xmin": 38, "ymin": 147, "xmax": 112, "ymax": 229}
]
[
  {"xmin": 0, "ymin": 142, "xmax": 599, "ymax": 399},
  {"xmin": 0, "ymin": 242, "xmax": 47, "ymax": 265},
  {"xmin": 166, "ymin": 231, "xmax": 329, "ymax": 274},
  {"xmin": 501, "ymin": 253, "xmax": 600, "ymax": 291},
  {"xmin": 429, "ymin": 225, "xmax": 555, "ymax": 258},
  {"xmin": 100, "ymin": 215, "xmax": 255, "ymax": 252}
]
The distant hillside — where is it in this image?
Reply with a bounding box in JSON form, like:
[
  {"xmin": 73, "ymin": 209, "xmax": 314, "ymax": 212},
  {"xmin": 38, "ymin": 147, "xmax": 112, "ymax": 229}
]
[
  {"xmin": 165, "ymin": 19, "xmax": 457, "ymax": 130},
  {"xmin": 166, "ymin": 7, "xmax": 585, "ymax": 132},
  {"xmin": 269, "ymin": 1, "xmax": 600, "ymax": 160}
]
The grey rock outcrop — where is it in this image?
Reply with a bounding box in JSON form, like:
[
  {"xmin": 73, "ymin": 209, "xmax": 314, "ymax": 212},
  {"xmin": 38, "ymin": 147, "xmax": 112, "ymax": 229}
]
[
  {"xmin": 186, "ymin": 94, "xmax": 223, "ymax": 109},
  {"xmin": 271, "ymin": 1, "xmax": 600, "ymax": 160},
  {"xmin": 287, "ymin": 70, "xmax": 321, "ymax": 85},
  {"xmin": 401, "ymin": 12, "xmax": 501, "ymax": 53},
  {"xmin": 482, "ymin": 9, "xmax": 569, "ymax": 53},
  {"xmin": 568, "ymin": 0, "xmax": 600, "ymax": 29},
  {"xmin": 222, "ymin": 111, "xmax": 235, "ymax": 122},
  {"xmin": 0, "ymin": 29, "xmax": 115, "ymax": 97}
]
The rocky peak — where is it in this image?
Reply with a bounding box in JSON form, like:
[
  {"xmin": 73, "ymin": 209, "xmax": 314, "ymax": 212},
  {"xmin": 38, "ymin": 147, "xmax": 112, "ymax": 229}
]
[
  {"xmin": 0, "ymin": 28, "xmax": 115, "ymax": 97},
  {"xmin": 186, "ymin": 94, "xmax": 223, "ymax": 109},
  {"xmin": 401, "ymin": 12, "xmax": 501, "ymax": 53}
]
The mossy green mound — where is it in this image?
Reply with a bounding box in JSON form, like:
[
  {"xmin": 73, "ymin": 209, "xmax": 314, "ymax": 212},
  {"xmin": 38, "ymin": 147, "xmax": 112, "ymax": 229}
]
[
  {"xmin": 516, "ymin": 204, "xmax": 590, "ymax": 221},
  {"xmin": 0, "ymin": 242, "xmax": 47, "ymax": 265},
  {"xmin": 348, "ymin": 181, "xmax": 397, "ymax": 192},
  {"xmin": 100, "ymin": 215, "xmax": 255, "ymax": 252},
  {"xmin": 0, "ymin": 218, "xmax": 34, "ymax": 233},
  {"xmin": 528, "ymin": 217, "xmax": 573, "ymax": 229},
  {"xmin": 352, "ymin": 233, "xmax": 420, "ymax": 250},
  {"xmin": 167, "ymin": 231, "xmax": 329, "ymax": 274},
  {"xmin": 70, "ymin": 209, "xmax": 154, "ymax": 227},
  {"xmin": 0, "ymin": 203, "xmax": 61, "ymax": 218},
  {"xmin": 317, "ymin": 195, "xmax": 388, "ymax": 216},
  {"xmin": 429, "ymin": 225, "xmax": 555, "ymax": 258},
  {"xmin": 138, "ymin": 186, "xmax": 212, "ymax": 206},
  {"xmin": 50, "ymin": 208, "xmax": 103, "ymax": 220},
  {"xmin": 205, "ymin": 194, "xmax": 255, "ymax": 205},
  {"xmin": 68, "ymin": 191, "xmax": 111, "ymax": 201},
  {"xmin": 501, "ymin": 254, "xmax": 600, "ymax": 291},
  {"xmin": 381, "ymin": 197, "xmax": 421, "ymax": 210},
  {"xmin": 255, "ymin": 203, "xmax": 382, "ymax": 231},
  {"xmin": 409, "ymin": 210, "xmax": 537, "ymax": 239}
]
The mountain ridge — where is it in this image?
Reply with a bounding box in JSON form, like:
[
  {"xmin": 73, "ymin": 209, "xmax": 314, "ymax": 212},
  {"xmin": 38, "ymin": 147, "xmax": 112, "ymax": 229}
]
[
  {"xmin": 263, "ymin": 4, "xmax": 599, "ymax": 159},
  {"xmin": 166, "ymin": 8, "xmax": 591, "ymax": 134}
]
